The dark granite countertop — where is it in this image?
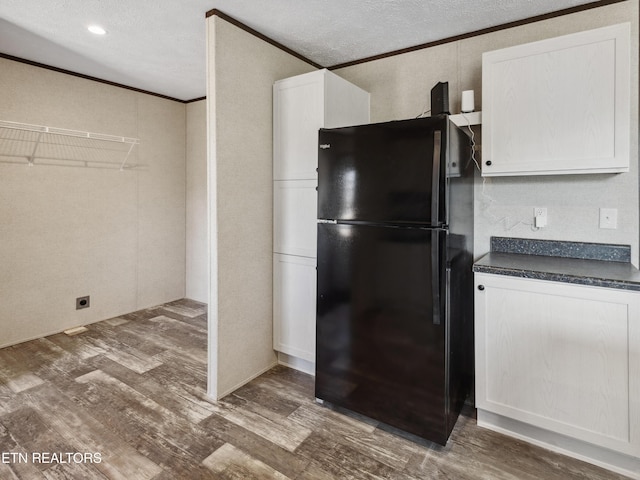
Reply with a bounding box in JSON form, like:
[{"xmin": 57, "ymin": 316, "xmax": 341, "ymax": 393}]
[{"xmin": 473, "ymin": 237, "xmax": 640, "ymax": 291}]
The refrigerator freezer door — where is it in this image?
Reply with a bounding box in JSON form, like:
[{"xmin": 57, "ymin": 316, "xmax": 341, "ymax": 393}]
[
  {"xmin": 317, "ymin": 116, "xmax": 448, "ymax": 226},
  {"xmin": 315, "ymin": 222, "xmax": 448, "ymax": 443}
]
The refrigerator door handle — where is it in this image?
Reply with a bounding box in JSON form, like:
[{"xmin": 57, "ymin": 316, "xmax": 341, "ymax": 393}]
[
  {"xmin": 431, "ymin": 130, "xmax": 442, "ymax": 224},
  {"xmin": 431, "ymin": 230, "xmax": 441, "ymax": 325}
]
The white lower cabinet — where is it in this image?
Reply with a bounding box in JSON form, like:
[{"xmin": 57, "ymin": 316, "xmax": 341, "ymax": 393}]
[
  {"xmin": 475, "ymin": 273, "xmax": 640, "ymax": 470},
  {"xmin": 273, "ymin": 254, "xmax": 316, "ymax": 363}
]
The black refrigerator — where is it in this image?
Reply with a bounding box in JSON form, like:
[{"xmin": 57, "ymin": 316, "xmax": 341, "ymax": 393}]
[{"xmin": 315, "ymin": 115, "xmax": 474, "ymax": 445}]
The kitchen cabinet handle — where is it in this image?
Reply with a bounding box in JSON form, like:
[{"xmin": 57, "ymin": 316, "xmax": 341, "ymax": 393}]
[
  {"xmin": 478, "ymin": 285, "xmax": 485, "ymax": 291},
  {"xmin": 485, "ymin": 161, "xmax": 492, "ymax": 166}
]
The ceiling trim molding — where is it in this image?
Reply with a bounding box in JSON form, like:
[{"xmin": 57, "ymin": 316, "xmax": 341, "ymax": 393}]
[
  {"xmin": 328, "ymin": 0, "xmax": 629, "ymax": 70},
  {"xmin": 0, "ymin": 52, "xmax": 190, "ymax": 103},
  {"xmin": 0, "ymin": 1, "xmax": 627, "ymax": 102},
  {"xmin": 206, "ymin": 8, "xmax": 324, "ymax": 69}
]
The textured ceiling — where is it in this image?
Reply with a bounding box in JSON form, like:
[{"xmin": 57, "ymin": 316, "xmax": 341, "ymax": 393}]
[{"xmin": 0, "ymin": 0, "xmax": 601, "ymax": 101}]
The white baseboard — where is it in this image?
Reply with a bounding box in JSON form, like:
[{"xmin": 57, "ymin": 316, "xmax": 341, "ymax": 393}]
[
  {"xmin": 277, "ymin": 352, "xmax": 315, "ymax": 376},
  {"xmin": 477, "ymin": 409, "xmax": 640, "ymax": 480}
]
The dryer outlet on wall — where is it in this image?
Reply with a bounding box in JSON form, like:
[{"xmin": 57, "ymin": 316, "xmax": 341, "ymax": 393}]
[
  {"xmin": 533, "ymin": 207, "xmax": 547, "ymax": 228},
  {"xmin": 76, "ymin": 296, "xmax": 90, "ymax": 310}
]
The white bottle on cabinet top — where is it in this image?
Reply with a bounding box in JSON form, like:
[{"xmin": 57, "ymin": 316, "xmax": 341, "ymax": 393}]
[{"xmin": 273, "ymin": 69, "xmax": 369, "ymax": 370}]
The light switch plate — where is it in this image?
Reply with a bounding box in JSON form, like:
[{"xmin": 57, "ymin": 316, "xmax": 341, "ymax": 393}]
[{"xmin": 599, "ymin": 208, "xmax": 617, "ymax": 229}]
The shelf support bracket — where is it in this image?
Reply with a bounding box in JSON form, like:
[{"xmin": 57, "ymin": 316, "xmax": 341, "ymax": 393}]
[
  {"xmin": 27, "ymin": 131, "xmax": 43, "ymax": 167},
  {"xmin": 119, "ymin": 142, "xmax": 137, "ymax": 171}
]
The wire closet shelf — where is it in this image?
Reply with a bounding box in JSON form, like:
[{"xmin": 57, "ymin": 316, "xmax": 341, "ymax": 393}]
[{"xmin": 0, "ymin": 120, "xmax": 141, "ymax": 171}]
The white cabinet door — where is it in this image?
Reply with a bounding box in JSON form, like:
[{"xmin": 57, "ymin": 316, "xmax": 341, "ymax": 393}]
[
  {"xmin": 273, "ymin": 69, "xmax": 370, "ymax": 181},
  {"xmin": 273, "ymin": 254, "xmax": 317, "ymax": 362},
  {"xmin": 273, "ymin": 72, "xmax": 324, "ymax": 180},
  {"xmin": 475, "ymin": 273, "xmax": 640, "ymax": 457},
  {"xmin": 482, "ymin": 23, "xmax": 630, "ymax": 176},
  {"xmin": 273, "ymin": 180, "xmax": 317, "ymax": 258}
]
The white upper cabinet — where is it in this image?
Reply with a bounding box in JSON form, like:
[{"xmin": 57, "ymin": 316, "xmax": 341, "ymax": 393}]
[
  {"xmin": 273, "ymin": 69, "xmax": 370, "ymax": 180},
  {"xmin": 482, "ymin": 23, "xmax": 630, "ymax": 176}
]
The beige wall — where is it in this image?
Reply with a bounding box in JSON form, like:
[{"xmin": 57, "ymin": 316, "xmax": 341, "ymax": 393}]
[
  {"xmin": 336, "ymin": 1, "xmax": 639, "ymax": 265},
  {"xmin": 186, "ymin": 100, "xmax": 208, "ymax": 303},
  {"xmin": 0, "ymin": 58, "xmax": 186, "ymax": 347},
  {"xmin": 206, "ymin": 15, "xmax": 315, "ymax": 399}
]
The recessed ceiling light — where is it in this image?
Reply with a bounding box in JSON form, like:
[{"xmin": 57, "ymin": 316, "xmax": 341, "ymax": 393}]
[{"xmin": 87, "ymin": 25, "xmax": 107, "ymax": 35}]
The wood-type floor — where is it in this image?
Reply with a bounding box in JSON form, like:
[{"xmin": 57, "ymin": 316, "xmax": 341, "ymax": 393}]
[{"xmin": 0, "ymin": 299, "xmax": 630, "ymax": 479}]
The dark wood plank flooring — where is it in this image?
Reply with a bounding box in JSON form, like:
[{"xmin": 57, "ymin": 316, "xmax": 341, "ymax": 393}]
[{"xmin": 0, "ymin": 299, "xmax": 630, "ymax": 479}]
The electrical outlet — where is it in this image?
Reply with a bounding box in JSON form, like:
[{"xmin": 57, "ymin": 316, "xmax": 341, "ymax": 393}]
[
  {"xmin": 599, "ymin": 208, "xmax": 617, "ymax": 229},
  {"xmin": 533, "ymin": 207, "xmax": 547, "ymax": 228},
  {"xmin": 76, "ymin": 296, "xmax": 90, "ymax": 310}
]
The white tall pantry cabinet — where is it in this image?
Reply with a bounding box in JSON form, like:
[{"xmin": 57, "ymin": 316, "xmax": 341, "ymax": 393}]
[{"xmin": 273, "ymin": 69, "xmax": 370, "ymax": 372}]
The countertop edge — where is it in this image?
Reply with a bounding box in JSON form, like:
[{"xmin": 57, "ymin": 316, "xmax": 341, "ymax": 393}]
[{"xmin": 473, "ymin": 263, "xmax": 640, "ymax": 292}]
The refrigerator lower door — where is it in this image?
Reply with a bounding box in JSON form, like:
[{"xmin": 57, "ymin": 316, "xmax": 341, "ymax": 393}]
[{"xmin": 316, "ymin": 222, "xmax": 448, "ymax": 443}]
